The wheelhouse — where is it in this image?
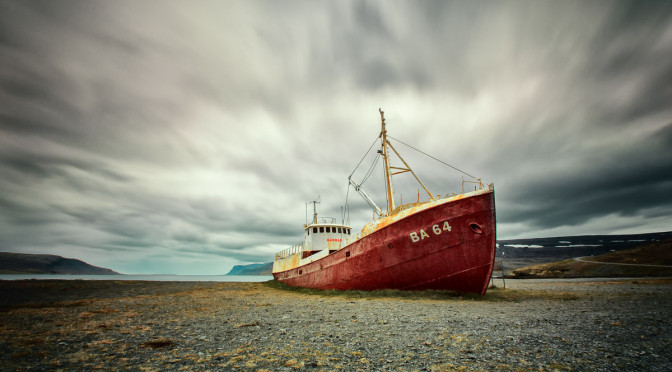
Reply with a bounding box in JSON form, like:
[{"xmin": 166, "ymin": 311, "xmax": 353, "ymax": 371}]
[{"xmin": 303, "ymin": 219, "xmax": 352, "ymax": 257}]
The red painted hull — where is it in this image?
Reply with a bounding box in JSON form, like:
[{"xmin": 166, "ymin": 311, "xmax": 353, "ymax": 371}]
[{"xmin": 273, "ymin": 190, "xmax": 496, "ymax": 295}]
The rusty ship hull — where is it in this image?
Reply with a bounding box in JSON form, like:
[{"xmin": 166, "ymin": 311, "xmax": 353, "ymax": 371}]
[{"xmin": 273, "ymin": 188, "xmax": 496, "ymax": 294}]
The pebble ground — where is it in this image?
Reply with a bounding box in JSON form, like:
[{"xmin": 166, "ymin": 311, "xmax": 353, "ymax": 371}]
[{"xmin": 0, "ymin": 278, "xmax": 671, "ymax": 371}]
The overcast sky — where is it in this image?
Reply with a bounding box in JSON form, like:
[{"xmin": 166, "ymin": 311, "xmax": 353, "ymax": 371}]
[{"xmin": 1, "ymin": 0, "xmax": 671, "ymax": 274}]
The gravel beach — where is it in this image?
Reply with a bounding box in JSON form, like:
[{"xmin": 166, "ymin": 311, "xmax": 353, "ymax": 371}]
[{"xmin": 1, "ymin": 278, "xmax": 671, "ymax": 371}]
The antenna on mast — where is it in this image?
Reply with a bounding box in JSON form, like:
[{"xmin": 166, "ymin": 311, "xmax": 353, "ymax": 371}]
[{"xmin": 309, "ymin": 196, "xmax": 321, "ymax": 224}]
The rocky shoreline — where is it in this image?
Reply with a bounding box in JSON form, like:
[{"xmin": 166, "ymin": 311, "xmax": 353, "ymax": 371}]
[{"xmin": 1, "ymin": 279, "xmax": 671, "ymax": 371}]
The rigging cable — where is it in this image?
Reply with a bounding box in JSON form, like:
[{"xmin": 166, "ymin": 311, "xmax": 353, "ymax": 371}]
[
  {"xmin": 349, "ymin": 135, "xmax": 381, "ymax": 177},
  {"xmin": 344, "ymin": 134, "xmax": 382, "ymax": 222},
  {"xmin": 343, "ymin": 181, "xmax": 350, "ymax": 225},
  {"xmin": 387, "ymin": 135, "xmax": 479, "ymax": 180},
  {"xmin": 360, "ymin": 152, "xmax": 381, "ymax": 186}
]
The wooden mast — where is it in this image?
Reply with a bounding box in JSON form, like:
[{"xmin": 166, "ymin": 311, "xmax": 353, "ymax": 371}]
[
  {"xmin": 379, "ymin": 108, "xmax": 395, "ymax": 216},
  {"xmin": 379, "ymin": 108, "xmax": 435, "ymax": 217}
]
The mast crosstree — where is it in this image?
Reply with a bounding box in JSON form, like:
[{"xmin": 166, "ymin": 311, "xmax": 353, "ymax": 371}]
[{"xmin": 378, "ymin": 108, "xmax": 434, "ymax": 217}]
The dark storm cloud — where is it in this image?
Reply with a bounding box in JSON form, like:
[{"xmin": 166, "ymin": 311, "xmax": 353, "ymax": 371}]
[
  {"xmin": 491, "ymin": 116, "xmax": 672, "ymax": 234},
  {"xmin": 582, "ymin": 4, "xmax": 672, "ymax": 127},
  {"xmin": 1, "ymin": 0, "xmax": 671, "ymax": 273},
  {"xmin": 478, "ymin": 1, "xmax": 672, "ymax": 233},
  {"xmin": 502, "ymin": 135, "xmax": 672, "ymax": 229}
]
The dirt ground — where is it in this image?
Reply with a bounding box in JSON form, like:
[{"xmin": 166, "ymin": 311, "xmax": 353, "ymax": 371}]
[{"xmin": 1, "ymin": 278, "xmax": 671, "ymax": 371}]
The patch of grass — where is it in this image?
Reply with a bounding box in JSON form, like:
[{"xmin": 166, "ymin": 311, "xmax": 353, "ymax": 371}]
[
  {"xmin": 629, "ymin": 278, "xmax": 672, "ymax": 285},
  {"xmin": 18, "ymin": 337, "xmax": 45, "ymax": 346},
  {"xmin": 140, "ymin": 338, "xmax": 174, "ymax": 349},
  {"xmin": 263, "ymin": 280, "xmax": 467, "ymax": 300},
  {"xmin": 0, "ymin": 298, "xmax": 93, "ymax": 312},
  {"xmin": 262, "ymin": 280, "xmax": 580, "ymax": 302},
  {"xmin": 484, "ymin": 287, "xmax": 581, "ymax": 302}
]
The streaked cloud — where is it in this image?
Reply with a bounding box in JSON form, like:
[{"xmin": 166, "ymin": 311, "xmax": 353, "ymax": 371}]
[{"xmin": 1, "ymin": 0, "xmax": 671, "ymax": 273}]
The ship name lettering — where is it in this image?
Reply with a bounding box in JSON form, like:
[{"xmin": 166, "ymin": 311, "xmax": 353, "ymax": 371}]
[{"xmin": 409, "ymin": 221, "xmax": 452, "ymax": 243}]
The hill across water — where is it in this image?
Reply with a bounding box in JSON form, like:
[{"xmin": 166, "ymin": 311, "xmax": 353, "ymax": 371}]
[
  {"xmin": 0, "ymin": 252, "xmax": 119, "ymax": 275},
  {"xmin": 225, "ymin": 262, "xmax": 273, "ymax": 276}
]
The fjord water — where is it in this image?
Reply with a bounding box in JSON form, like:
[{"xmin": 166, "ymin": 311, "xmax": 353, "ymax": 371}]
[{"xmin": 0, "ymin": 274, "xmax": 273, "ymax": 282}]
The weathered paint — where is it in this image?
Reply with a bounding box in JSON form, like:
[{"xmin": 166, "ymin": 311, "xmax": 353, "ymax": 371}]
[
  {"xmin": 273, "ymin": 186, "xmax": 496, "ymax": 295},
  {"xmin": 357, "ymin": 187, "xmax": 483, "ymax": 239},
  {"xmin": 272, "ymin": 251, "xmax": 302, "ymax": 273}
]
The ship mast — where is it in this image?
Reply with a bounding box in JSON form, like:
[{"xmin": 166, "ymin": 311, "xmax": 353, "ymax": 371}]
[
  {"xmin": 379, "ymin": 109, "xmax": 396, "ymax": 216},
  {"xmin": 378, "ymin": 109, "xmax": 435, "ymax": 217}
]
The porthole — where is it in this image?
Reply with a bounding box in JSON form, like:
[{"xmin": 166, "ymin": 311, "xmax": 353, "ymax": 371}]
[
  {"xmin": 469, "ymin": 222, "xmax": 484, "ymax": 234},
  {"xmin": 299, "ymin": 270, "xmax": 303, "ymax": 275},
  {"xmin": 345, "ymin": 251, "xmax": 351, "ymax": 258}
]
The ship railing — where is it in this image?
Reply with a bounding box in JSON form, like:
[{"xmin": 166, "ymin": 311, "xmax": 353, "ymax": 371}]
[
  {"xmin": 313, "ymin": 216, "xmax": 337, "ymax": 224},
  {"xmin": 461, "ymin": 178, "xmax": 484, "ymax": 193},
  {"xmin": 275, "ymin": 242, "xmax": 305, "ymax": 261}
]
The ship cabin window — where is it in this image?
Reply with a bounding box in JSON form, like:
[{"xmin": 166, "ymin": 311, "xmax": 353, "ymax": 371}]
[
  {"xmin": 320, "ymin": 227, "xmax": 324, "ymax": 233},
  {"xmin": 347, "ymin": 228, "xmax": 351, "ymax": 234},
  {"xmin": 338, "ymin": 227, "xmax": 342, "ymax": 233},
  {"xmin": 313, "ymin": 227, "xmax": 317, "ymax": 234},
  {"xmin": 327, "ymin": 227, "xmax": 332, "ymax": 233},
  {"xmin": 307, "ymin": 229, "xmax": 309, "ymax": 236}
]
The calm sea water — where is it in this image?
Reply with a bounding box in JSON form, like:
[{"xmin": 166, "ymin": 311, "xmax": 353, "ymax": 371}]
[{"xmin": 0, "ymin": 274, "xmax": 273, "ymax": 282}]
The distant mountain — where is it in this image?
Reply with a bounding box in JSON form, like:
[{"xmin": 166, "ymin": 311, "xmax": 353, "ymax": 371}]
[
  {"xmin": 0, "ymin": 252, "xmax": 119, "ymax": 275},
  {"xmin": 226, "ymin": 262, "xmax": 273, "ymax": 276},
  {"xmin": 493, "ymin": 231, "xmax": 672, "ymax": 275},
  {"xmin": 510, "ymin": 238, "xmax": 672, "ymax": 278},
  {"xmin": 497, "ymin": 231, "xmax": 672, "ymax": 259}
]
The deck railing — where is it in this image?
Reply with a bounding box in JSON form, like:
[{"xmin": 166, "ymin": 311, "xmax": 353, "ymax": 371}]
[{"xmin": 275, "ymin": 242, "xmax": 304, "ymax": 261}]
